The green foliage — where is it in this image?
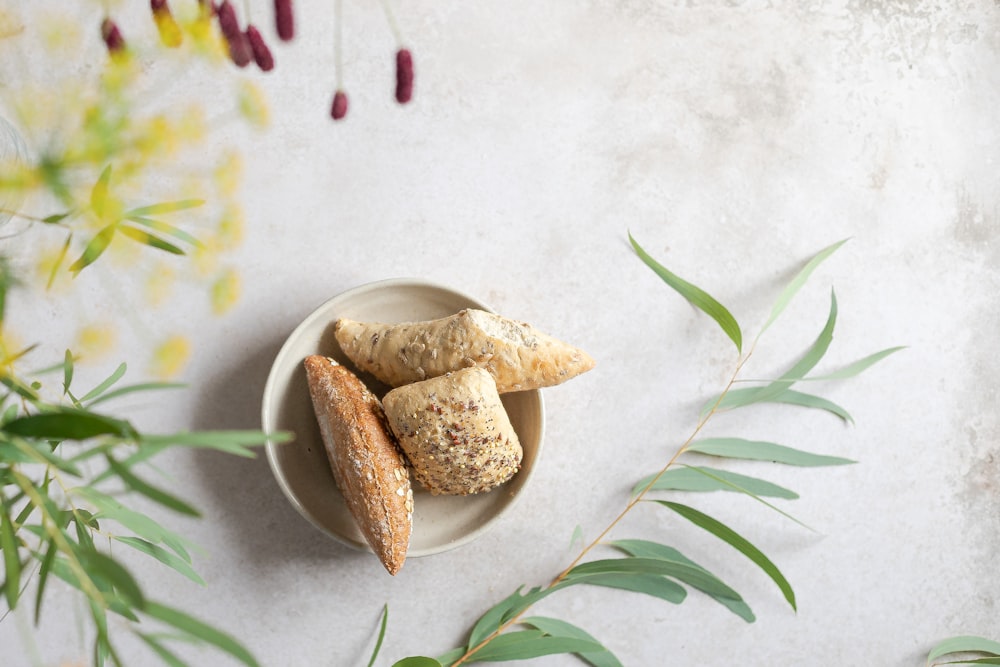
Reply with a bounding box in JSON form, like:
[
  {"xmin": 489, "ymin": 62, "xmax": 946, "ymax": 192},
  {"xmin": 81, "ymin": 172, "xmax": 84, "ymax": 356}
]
[
  {"xmin": 0, "ymin": 357, "xmax": 290, "ymax": 665},
  {"xmin": 393, "ymin": 237, "xmax": 899, "ymax": 665},
  {"xmin": 928, "ymin": 637, "xmax": 1000, "ymax": 665}
]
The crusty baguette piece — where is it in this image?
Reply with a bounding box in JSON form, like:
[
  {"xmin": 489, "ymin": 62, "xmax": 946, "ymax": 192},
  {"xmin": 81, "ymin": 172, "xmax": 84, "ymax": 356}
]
[
  {"xmin": 303, "ymin": 355, "xmax": 412, "ymax": 575},
  {"xmin": 333, "ymin": 308, "xmax": 594, "ymax": 393},
  {"xmin": 382, "ymin": 367, "xmax": 522, "ymax": 495}
]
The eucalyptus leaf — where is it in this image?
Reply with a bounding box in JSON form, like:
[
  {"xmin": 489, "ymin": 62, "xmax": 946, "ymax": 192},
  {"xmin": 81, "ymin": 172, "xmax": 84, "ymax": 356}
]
[
  {"xmin": 42, "ymin": 212, "xmax": 72, "ymax": 224},
  {"xmin": 62, "ymin": 349, "xmax": 74, "ymax": 397},
  {"xmin": 71, "ymin": 487, "xmax": 190, "ymax": 559},
  {"xmin": 632, "ymin": 466, "xmax": 798, "ymax": 499},
  {"xmin": 654, "ymin": 501, "xmax": 796, "ymax": 610},
  {"xmin": 34, "ymin": 538, "xmax": 57, "ymax": 625},
  {"xmin": 610, "ymin": 539, "xmax": 754, "ymax": 622},
  {"xmin": 575, "ymin": 571, "xmax": 686, "ymax": 605},
  {"xmin": 466, "ymin": 586, "xmax": 552, "ymax": 650},
  {"xmin": 939, "ymin": 659, "xmax": 1000, "ymax": 665},
  {"xmin": 144, "ymin": 601, "xmax": 261, "ymax": 667},
  {"xmin": 760, "ymin": 238, "xmax": 848, "ymax": 335},
  {"xmin": 521, "ymin": 616, "xmax": 623, "ymax": 667},
  {"xmin": 394, "ymin": 658, "xmax": 443, "ymax": 667},
  {"xmin": 86, "ymin": 381, "xmax": 186, "ymax": 407},
  {"xmin": 469, "ymin": 629, "xmax": 604, "ymax": 662},
  {"xmin": 807, "ymin": 346, "xmax": 906, "ymax": 381},
  {"xmin": 565, "ymin": 557, "xmax": 742, "ymax": 601},
  {"xmin": 113, "ymin": 536, "xmax": 205, "ymax": 585},
  {"xmin": 77, "ymin": 549, "xmax": 145, "ymax": 609},
  {"xmin": 367, "ymin": 604, "xmax": 388, "ymax": 667},
  {"xmin": 46, "ymin": 233, "xmax": 72, "ymax": 289},
  {"xmin": 629, "ymin": 232, "xmax": 742, "ymax": 354},
  {"xmin": 928, "ymin": 636, "xmax": 1000, "ymax": 661},
  {"xmin": 687, "ymin": 437, "xmax": 855, "ymax": 466},
  {"xmin": 706, "ymin": 387, "xmax": 854, "ymax": 423}
]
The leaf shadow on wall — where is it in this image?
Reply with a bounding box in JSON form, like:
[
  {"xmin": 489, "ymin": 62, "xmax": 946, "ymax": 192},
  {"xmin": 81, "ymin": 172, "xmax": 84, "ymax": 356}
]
[{"xmin": 188, "ymin": 334, "xmax": 363, "ymax": 568}]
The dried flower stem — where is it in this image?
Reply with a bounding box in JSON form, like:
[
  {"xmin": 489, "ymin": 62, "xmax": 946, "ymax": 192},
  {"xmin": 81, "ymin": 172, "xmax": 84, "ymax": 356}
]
[
  {"xmin": 450, "ymin": 348, "xmax": 757, "ymax": 666},
  {"xmin": 377, "ymin": 0, "xmax": 403, "ymax": 45},
  {"xmin": 334, "ymin": 0, "xmax": 344, "ymax": 89}
]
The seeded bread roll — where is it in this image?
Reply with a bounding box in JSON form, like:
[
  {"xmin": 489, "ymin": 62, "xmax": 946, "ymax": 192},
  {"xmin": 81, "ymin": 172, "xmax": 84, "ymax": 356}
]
[
  {"xmin": 303, "ymin": 355, "xmax": 412, "ymax": 575},
  {"xmin": 333, "ymin": 308, "xmax": 594, "ymax": 393},
  {"xmin": 382, "ymin": 367, "xmax": 522, "ymax": 495}
]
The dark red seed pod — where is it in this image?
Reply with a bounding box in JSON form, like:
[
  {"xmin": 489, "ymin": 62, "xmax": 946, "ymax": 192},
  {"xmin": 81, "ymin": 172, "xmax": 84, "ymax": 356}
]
[
  {"xmin": 246, "ymin": 25, "xmax": 274, "ymax": 72},
  {"xmin": 101, "ymin": 18, "xmax": 125, "ymax": 53},
  {"xmin": 395, "ymin": 48, "xmax": 414, "ymax": 104},
  {"xmin": 331, "ymin": 90, "xmax": 348, "ymax": 120},
  {"xmin": 227, "ymin": 31, "xmax": 252, "ymax": 67},
  {"xmin": 275, "ymin": 0, "xmax": 294, "ymax": 41},
  {"xmin": 216, "ymin": 0, "xmax": 241, "ymax": 40}
]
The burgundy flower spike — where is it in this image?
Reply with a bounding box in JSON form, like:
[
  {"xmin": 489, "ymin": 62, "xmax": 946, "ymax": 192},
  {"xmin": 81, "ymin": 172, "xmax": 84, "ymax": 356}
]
[
  {"xmin": 275, "ymin": 0, "xmax": 295, "ymax": 41},
  {"xmin": 217, "ymin": 1, "xmax": 251, "ymax": 68},
  {"xmin": 395, "ymin": 48, "xmax": 414, "ymax": 104},
  {"xmin": 246, "ymin": 25, "xmax": 275, "ymax": 71},
  {"xmin": 330, "ymin": 90, "xmax": 349, "ymax": 120},
  {"xmin": 101, "ymin": 18, "xmax": 126, "ymax": 54}
]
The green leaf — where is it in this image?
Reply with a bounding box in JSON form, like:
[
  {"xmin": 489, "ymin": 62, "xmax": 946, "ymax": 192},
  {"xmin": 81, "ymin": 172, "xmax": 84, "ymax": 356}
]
[
  {"xmin": 760, "ymin": 239, "xmax": 848, "ymax": 335},
  {"xmin": 80, "ymin": 363, "xmax": 128, "ymax": 403},
  {"xmin": 654, "ymin": 501, "xmax": 796, "ymax": 611},
  {"xmin": 42, "ymin": 212, "xmax": 72, "ymax": 224},
  {"xmin": 90, "ymin": 165, "xmax": 112, "ymax": 218},
  {"xmin": 393, "ymin": 658, "xmax": 443, "ymax": 667},
  {"xmin": 611, "ymin": 539, "xmax": 755, "ymax": 622},
  {"xmin": 71, "ymin": 487, "xmax": 191, "ymax": 560},
  {"xmin": 86, "ymin": 381, "xmax": 186, "ymax": 407},
  {"xmin": 139, "ymin": 430, "xmax": 276, "ymax": 457},
  {"xmin": 576, "ymin": 572, "xmax": 686, "ymax": 605},
  {"xmin": 4, "ymin": 408, "xmax": 135, "ymax": 441},
  {"xmin": 633, "ymin": 466, "xmax": 798, "ymax": 499},
  {"xmin": 77, "ymin": 549, "xmax": 145, "ymax": 608},
  {"xmin": 70, "ymin": 223, "xmax": 117, "ymax": 274},
  {"xmin": 566, "ymin": 558, "xmax": 743, "ymax": 602},
  {"xmin": 687, "ymin": 437, "xmax": 855, "ymax": 466},
  {"xmin": 708, "ymin": 387, "xmax": 854, "ymax": 423},
  {"xmin": 469, "ymin": 629, "xmax": 604, "ymax": 662},
  {"xmin": 466, "ymin": 586, "xmax": 553, "ymax": 650},
  {"xmin": 126, "ymin": 199, "xmax": 205, "ymax": 217},
  {"xmin": 366, "ymin": 604, "xmax": 388, "ymax": 667},
  {"xmin": 136, "ymin": 632, "xmax": 189, "ymax": 667},
  {"xmin": 143, "ymin": 601, "xmax": 261, "ymax": 667},
  {"xmin": 63, "ymin": 349, "xmax": 75, "ymax": 396},
  {"xmin": 521, "ymin": 616, "xmax": 623, "ymax": 667},
  {"xmin": 106, "ymin": 456, "xmax": 201, "ymax": 517},
  {"xmin": 119, "ymin": 225, "xmax": 186, "ymax": 256},
  {"xmin": 1, "ymin": 500, "xmax": 21, "ymax": 609},
  {"xmin": 46, "ymin": 233, "xmax": 73, "ymax": 289},
  {"xmin": 928, "ymin": 636, "xmax": 1000, "ymax": 661},
  {"xmin": 807, "ymin": 346, "xmax": 906, "ymax": 381},
  {"xmin": 34, "ymin": 538, "xmax": 57, "ymax": 625},
  {"xmin": 126, "ymin": 215, "xmax": 202, "ymax": 247},
  {"xmin": 938, "ymin": 660, "xmax": 1000, "ymax": 665},
  {"xmin": 113, "ymin": 536, "xmax": 204, "ymax": 585},
  {"xmin": 6, "ymin": 437, "xmax": 83, "ymax": 477},
  {"xmin": 629, "ymin": 232, "xmax": 742, "ymax": 354}
]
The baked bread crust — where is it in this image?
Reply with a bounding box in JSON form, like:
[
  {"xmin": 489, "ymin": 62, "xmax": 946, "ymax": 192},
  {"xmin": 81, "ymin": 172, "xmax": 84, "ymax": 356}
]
[
  {"xmin": 303, "ymin": 355, "xmax": 412, "ymax": 575},
  {"xmin": 382, "ymin": 367, "xmax": 522, "ymax": 495},
  {"xmin": 333, "ymin": 308, "xmax": 594, "ymax": 392}
]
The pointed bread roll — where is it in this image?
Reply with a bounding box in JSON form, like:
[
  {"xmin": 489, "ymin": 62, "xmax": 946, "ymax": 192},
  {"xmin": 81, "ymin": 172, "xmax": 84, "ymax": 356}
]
[
  {"xmin": 382, "ymin": 367, "xmax": 522, "ymax": 495},
  {"xmin": 334, "ymin": 308, "xmax": 594, "ymax": 392},
  {"xmin": 303, "ymin": 355, "xmax": 412, "ymax": 575}
]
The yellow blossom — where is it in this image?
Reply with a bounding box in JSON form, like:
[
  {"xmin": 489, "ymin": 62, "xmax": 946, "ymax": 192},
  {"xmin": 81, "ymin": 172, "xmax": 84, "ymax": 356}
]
[
  {"xmin": 75, "ymin": 323, "xmax": 116, "ymax": 361},
  {"xmin": 150, "ymin": 335, "xmax": 191, "ymax": 379},
  {"xmin": 177, "ymin": 105, "xmax": 206, "ymax": 143},
  {"xmin": 211, "ymin": 269, "xmax": 240, "ymax": 315},
  {"xmin": 213, "ymin": 151, "xmax": 243, "ymax": 197},
  {"xmin": 237, "ymin": 81, "xmax": 270, "ymax": 129},
  {"xmin": 216, "ymin": 204, "xmax": 244, "ymax": 249}
]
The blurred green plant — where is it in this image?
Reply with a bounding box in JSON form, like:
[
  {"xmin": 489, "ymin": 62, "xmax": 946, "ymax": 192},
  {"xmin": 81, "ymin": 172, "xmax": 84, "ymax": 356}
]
[{"xmin": 386, "ymin": 237, "xmax": 902, "ymax": 666}]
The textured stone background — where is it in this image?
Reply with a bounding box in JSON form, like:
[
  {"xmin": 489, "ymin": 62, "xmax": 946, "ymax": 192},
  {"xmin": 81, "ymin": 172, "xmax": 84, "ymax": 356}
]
[{"xmin": 2, "ymin": 0, "xmax": 998, "ymax": 665}]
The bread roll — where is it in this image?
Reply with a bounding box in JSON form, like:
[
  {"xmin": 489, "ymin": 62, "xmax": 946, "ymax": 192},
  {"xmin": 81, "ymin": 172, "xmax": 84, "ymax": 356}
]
[
  {"xmin": 303, "ymin": 355, "xmax": 412, "ymax": 575},
  {"xmin": 382, "ymin": 367, "xmax": 522, "ymax": 495},
  {"xmin": 334, "ymin": 308, "xmax": 594, "ymax": 392}
]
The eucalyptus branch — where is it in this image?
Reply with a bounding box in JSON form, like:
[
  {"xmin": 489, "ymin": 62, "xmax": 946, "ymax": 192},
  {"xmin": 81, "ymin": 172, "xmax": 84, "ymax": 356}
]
[{"xmin": 392, "ymin": 237, "xmax": 902, "ymax": 667}]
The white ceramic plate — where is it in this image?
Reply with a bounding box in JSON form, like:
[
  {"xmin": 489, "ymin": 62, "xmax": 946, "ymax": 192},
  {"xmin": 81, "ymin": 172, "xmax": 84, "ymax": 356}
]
[{"xmin": 261, "ymin": 279, "xmax": 545, "ymax": 556}]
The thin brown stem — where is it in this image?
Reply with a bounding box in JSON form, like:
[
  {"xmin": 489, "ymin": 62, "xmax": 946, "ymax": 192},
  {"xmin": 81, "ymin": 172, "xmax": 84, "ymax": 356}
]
[{"xmin": 450, "ymin": 346, "xmax": 757, "ymax": 666}]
